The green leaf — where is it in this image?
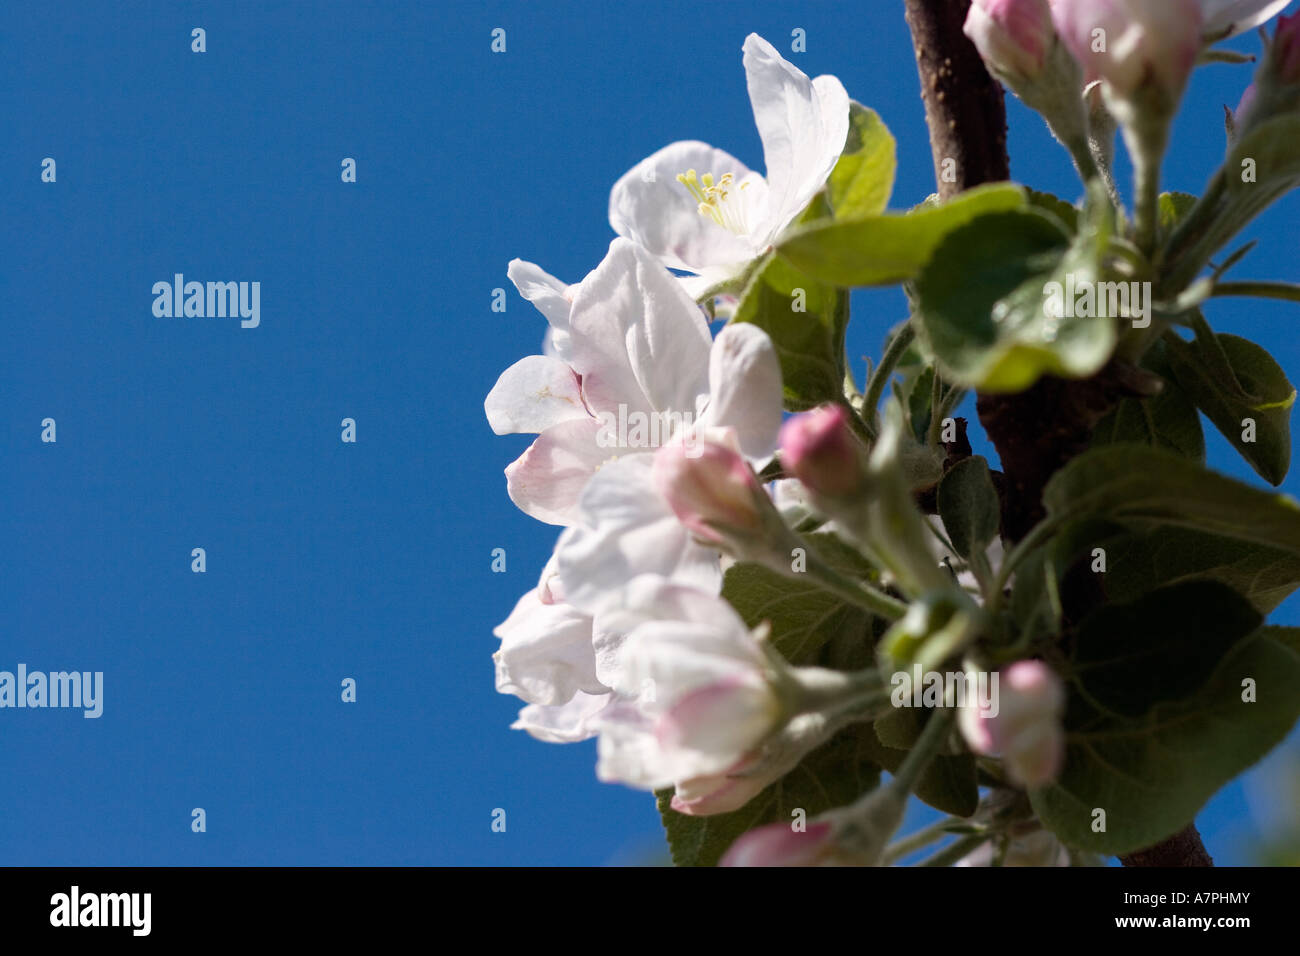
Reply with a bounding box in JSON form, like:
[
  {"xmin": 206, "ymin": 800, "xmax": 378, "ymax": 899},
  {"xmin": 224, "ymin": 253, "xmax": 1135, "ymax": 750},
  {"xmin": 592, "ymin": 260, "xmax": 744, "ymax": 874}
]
[
  {"xmin": 1042, "ymin": 444, "xmax": 1300, "ymax": 556},
  {"xmin": 1165, "ymin": 322, "xmax": 1295, "ymax": 485},
  {"xmin": 656, "ymin": 725, "xmax": 882, "ymax": 866},
  {"xmin": 1227, "ymin": 114, "xmax": 1300, "ymax": 203},
  {"xmin": 1032, "ymin": 627, "xmax": 1300, "ymax": 856},
  {"xmin": 1105, "ymin": 525, "xmax": 1300, "ymax": 614},
  {"xmin": 1091, "ymin": 340, "xmax": 1205, "ymax": 461},
  {"xmin": 721, "ymin": 532, "xmax": 879, "ymax": 666},
  {"xmin": 1158, "ymin": 191, "xmax": 1199, "ymax": 239},
  {"xmin": 828, "ymin": 102, "xmax": 896, "ymax": 220},
  {"xmin": 775, "ymin": 183, "xmax": 1025, "ymax": 287},
  {"xmin": 937, "ymin": 456, "xmax": 1000, "ymax": 560},
  {"xmin": 1072, "ymin": 581, "xmax": 1262, "ymax": 718},
  {"xmin": 732, "ymin": 253, "xmax": 848, "ymax": 411},
  {"xmin": 1026, "ymin": 188, "xmax": 1079, "ymax": 234},
  {"xmin": 912, "ymin": 204, "xmax": 1119, "ymax": 392}
]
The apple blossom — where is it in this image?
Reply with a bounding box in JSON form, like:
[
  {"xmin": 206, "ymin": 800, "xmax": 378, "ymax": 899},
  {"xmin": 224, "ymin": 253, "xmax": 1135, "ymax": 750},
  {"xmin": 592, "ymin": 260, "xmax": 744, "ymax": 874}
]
[
  {"xmin": 608, "ymin": 34, "xmax": 849, "ymax": 299},
  {"xmin": 486, "ymin": 239, "xmax": 782, "ymax": 525},
  {"xmin": 958, "ymin": 660, "xmax": 1066, "ymax": 788}
]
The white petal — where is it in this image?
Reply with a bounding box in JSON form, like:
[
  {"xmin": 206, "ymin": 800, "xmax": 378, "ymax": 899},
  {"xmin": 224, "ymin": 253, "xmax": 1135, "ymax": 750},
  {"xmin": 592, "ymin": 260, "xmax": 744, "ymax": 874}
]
[
  {"xmin": 484, "ymin": 355, "xmax": 588, "ymax": 436},
  {"xmin": 504, "ymin": 417, "xmax": 614, "ymax": 526},
  {"xmin": 567, "ymin": 238, "xmax": 712, "ymax": 422},
  {"xmin": 556, "ymin": 455, "xmax": 722, "ymax": 615},
  {"xmin": 512, "ymin": 692, "xmax": 611, "ymax": 743},
  {"xmin": 507, "ymin": 259, "xmax": 573, "ymax": 331},
  {"xmin": 1201, "ymin": 0, "xmax": 1292, "ymax": 35},
  {"xmin": 743, "ymin": 34, "xmax": 849, "ymax": 244},
  {"xmin": 492, "ymin": 589, "xmax": 605, "ymax": 706},
  {"xmin": 609, "ymin": 141, "xmax": 761, "ymax": 275},
  {"xmin": 700, "ymin": 322, "xmax": 784, "ymax": 461}
]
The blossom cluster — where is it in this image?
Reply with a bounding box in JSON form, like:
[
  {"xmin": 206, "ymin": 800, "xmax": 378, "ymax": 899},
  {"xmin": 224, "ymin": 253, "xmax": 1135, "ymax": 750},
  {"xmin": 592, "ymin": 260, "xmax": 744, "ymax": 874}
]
[{"xmin": 485, "ymin": 1, "xmax": 1300, "ymax": 866}]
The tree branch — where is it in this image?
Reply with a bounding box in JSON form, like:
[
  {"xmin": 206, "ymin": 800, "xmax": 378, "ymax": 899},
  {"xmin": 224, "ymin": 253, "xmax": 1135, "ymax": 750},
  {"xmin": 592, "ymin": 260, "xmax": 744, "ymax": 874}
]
[{"xmin": 901, "ymin": 0, "xmax": 1213, "ymax": 868}]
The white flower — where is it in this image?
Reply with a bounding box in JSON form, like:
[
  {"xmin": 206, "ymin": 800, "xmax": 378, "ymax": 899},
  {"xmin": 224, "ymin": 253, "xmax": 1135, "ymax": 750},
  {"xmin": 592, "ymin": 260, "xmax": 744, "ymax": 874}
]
[
  {"xmin": 608, "ymin": 34, "xmax": 849, "ymax": 298},
  {"xmin": 485, "ymin": 238, "xmax": 782, "ymax": 525},
  {"xmin": 589, "ymin": 580, "xmax": 784, "ymax": 793}
]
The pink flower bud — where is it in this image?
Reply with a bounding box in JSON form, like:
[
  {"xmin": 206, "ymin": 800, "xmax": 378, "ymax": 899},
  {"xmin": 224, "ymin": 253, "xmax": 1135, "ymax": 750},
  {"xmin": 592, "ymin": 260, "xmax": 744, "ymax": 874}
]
[
  {"xmin": 720, "ymin": 820, "xmax": 835, "ymax": 867},
  {"xmin": 652, "ymin": 438, "xmax": 764, "ymax": 546},
  {"xmin": 1274, "ymin": 11, "xmax": 1300, "ymax": 84},
  {"xmin": 779, "ymin": 405, "xmax": 863, "ymax": 498},
  {"xmin": 1052, "ymin": 0, "xmax": 1203, "ymax": 100},
  {"xmin": 1234, "ymin": 82, "xmax": 1258, "ymax": 127},
  {"xmin": 958, "ymin": 660, "xmax": 1065, "ymax": 788},
  {"xmin": 964, "ymin": 0, "xmax": 1056, "ymax": 81}
]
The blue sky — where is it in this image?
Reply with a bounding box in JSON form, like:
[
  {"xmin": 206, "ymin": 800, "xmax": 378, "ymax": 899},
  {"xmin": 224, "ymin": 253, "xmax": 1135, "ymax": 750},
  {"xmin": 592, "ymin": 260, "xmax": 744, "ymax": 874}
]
[{"xmin": 2, "ymin": 0, "xmax": 1297, "ymax": 866}]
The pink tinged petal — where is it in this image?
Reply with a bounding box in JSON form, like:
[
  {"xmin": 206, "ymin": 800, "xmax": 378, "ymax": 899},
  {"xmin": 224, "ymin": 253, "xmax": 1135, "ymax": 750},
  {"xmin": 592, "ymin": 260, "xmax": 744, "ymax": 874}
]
[
  {"xmin": 701, "ymin": 323, "xmax": 784, "ymax": 461},
  {"xmin": 609, "ymin": 141, "xmax": 761, "ymax": 275},
  {"xmin": 656, "ymin": 671, "xmax": 780, "ymax": 758},
  {"xmin": 484, "ymin": 355, "xmax": 588, "ymax": 436},
  {"xmin": 1202, "ymin": 0, "xmax": 1293, "ymax": 36},
  {"xmin": 492, "ymin": 589, "xmax": 605, "ymax": 706},
  {"xmin": 669, "ymin": 758, "xmax": 772, "ymax": 816},
  {"xmin": 556, "ymin": 455, "xmax": 723, "ymax": 615},
  {"xmin": 742, "ymin": 34, "xmax": 850, "ymax": 245},
  {"xmin": 511, "ymin": 692, "xmax": 612, "ymax": 743},
  {"xmin": 504, "ymin": 417, "xmax": 612, "ymax": 526},
  {"xmin": 567, "ymin": 238, "xmax": 712, "ymax": 421},
  {"xmin": 720, "ymin": 820, "xmax": 835, "ymax": 866}
]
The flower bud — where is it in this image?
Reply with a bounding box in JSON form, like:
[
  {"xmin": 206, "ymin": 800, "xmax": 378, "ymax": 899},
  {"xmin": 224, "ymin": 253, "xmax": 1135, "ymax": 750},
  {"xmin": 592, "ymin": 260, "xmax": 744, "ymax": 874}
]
[
  {"xmin": 1271, "ymin": 11, "xmax": 1300, "ymax": 84},
  {"xmin": 720, "ymin": 820, "xmax": 835, "ymax": 867},
  {"xmin": 779, "ymin": 405, "xmax": 864, "ymax": 499},
  {"xmin": 964, "ymin": 0, "xmax": 1055, "ymax": 82},
  {"xmin": 958, "ymin": 660, "xmax": 1065, "ymax": 788},
  {"xmin": 652, "ymin": 437, "xmax": 765, "ymax": 548},
  {"xmin": 1053, "ymin": 0, "xmax": 1203, "ymax": 101}
]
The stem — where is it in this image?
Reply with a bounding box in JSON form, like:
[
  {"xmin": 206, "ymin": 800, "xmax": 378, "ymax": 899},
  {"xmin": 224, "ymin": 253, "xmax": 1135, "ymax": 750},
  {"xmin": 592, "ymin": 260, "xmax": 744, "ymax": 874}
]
[
  {"xmin": 882, "ymin": 816, "xmax": 972, "ymax": 865},
  {"xmin": 903, "ymin": 0, "xmax": 1211, "ymax": 867},
  {"xmin": 862, "ymin": 326, "xmax": 915, "ymax": 437},
  {"xmin": 800, "ymin": 552, "xmax": 909, "ymax": 621},
  {"xmin": 987, "ymin": 515, "xmax": 1061, "ymax": 614},
  {"xmin": 926, "ymin": 365, "xmax": 945, "ymax": 447},
  {"xmin": 891, "ymin": 707, "xmax": 954, "ymax": 795},
  {"xmin": 919, "ymin": 833, "xmax": 992, "ymax": 867},
  {"xmin": 1133, "ymin": 138, "xmax": 1162, "ymax": 257},
  {"xmin": 1212, "ymin": 281, "xmax": 1300, "ymax": 303}
]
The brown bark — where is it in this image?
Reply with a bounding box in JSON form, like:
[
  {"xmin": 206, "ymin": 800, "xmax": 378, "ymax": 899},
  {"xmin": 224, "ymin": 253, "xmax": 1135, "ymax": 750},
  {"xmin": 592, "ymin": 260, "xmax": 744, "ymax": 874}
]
[{"xmin": 901, "ymin": 0, "xmax": 1212, "ymax": 867}]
